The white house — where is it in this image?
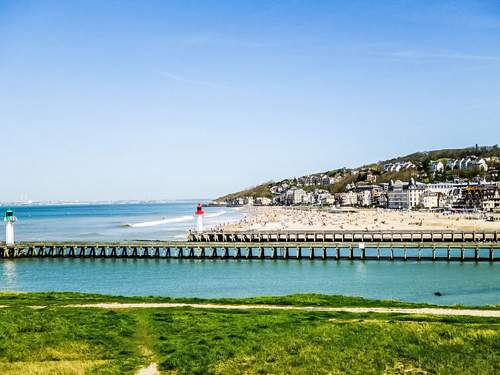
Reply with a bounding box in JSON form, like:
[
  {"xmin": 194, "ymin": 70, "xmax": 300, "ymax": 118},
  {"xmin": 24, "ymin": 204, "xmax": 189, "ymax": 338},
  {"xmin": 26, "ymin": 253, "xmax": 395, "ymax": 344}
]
[
  {"xmin": 321, "ymin": 175, "xmax": 335, "ymax": 185},
  {"xmin": 469, "ymin": 158, "xmax": 488, "ymax": 171},
  {"xmin": 459, "ymin": 158, "xmax": 472, "ymax": 169},
  {"xmin": 446, "ymin": 159, "xmax": 458, "ymax": 169},
  {"xmin": 366, "ymin": 173, "xmax": 377, "ymax": 183},
  {"xmin": 384, "ymin": 161, "xmax": 416, "ymax": 173},
  {"xmin": 430, "ymin": 161, "xmax": 444, "ymax": 172}
]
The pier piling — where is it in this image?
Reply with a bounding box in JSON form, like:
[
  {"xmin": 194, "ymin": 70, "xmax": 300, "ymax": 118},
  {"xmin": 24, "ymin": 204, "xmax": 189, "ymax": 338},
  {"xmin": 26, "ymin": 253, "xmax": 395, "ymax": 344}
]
[{"xmin": 1, "ymin": 239, "xmax": 498, "ymax": 262}]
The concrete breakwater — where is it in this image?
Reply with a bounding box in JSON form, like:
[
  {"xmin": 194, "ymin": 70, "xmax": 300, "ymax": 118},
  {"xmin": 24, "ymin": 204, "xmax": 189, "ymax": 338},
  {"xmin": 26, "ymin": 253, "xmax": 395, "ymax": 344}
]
[{"xmin": 0, "ymin": 240, "xmax": 497, "ymax": 261}]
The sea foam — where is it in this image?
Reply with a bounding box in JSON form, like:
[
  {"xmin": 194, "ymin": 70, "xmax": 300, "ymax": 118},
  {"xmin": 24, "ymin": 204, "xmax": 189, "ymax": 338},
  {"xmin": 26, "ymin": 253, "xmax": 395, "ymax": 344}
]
[
  {"xmin": 126, "ymin": 215, "xmax": 194, "ymax": 228},
  {"xmin": 205, "ymin": 210, "xmax": 227, "ymax": 218},
  {"xmin": 123, "ymin": 210, "xmax": 227, "ymax": 228}
]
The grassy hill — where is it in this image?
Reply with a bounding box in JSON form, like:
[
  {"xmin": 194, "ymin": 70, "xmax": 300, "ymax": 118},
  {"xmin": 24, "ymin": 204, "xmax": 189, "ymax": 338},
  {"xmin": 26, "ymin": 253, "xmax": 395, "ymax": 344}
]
[
  {"xmin": 217, "ymin": 182, "xmax": 275, "ymax": 202},
  {"xmin": 379, "ymin": 145, "xmax": 499, "ymax": 166},
  {"xmin": 217, "ymin": 145, "xmax": 500, "ymax": 201}
]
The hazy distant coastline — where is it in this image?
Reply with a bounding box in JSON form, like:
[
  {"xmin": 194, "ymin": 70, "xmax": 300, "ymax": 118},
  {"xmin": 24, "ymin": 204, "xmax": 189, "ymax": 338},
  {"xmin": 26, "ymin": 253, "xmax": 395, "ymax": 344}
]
[{"xmin": 0, "ymin": 198, "xmax": 213, "ymax": 207}]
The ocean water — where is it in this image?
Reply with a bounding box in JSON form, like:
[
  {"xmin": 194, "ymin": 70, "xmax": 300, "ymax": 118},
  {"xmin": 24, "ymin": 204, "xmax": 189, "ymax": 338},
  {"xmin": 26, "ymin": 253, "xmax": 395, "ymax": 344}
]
[
  {"xmin": 0, "ymin": 203, "xmax": 498, "ymax": 306},
  {"xmin": 0, "ymin": 259, "xmax": 498, "ymax": 306},
  {"xmin": 0, "ymin": 201, "xmax": 242, "ymax": 241}
]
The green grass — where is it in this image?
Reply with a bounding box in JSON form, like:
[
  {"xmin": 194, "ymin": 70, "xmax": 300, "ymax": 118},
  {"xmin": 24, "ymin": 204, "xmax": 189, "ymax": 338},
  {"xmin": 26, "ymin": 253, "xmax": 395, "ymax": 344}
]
[
  {"xmin": 0, "ymin": 293, "xmax": 499, "ymax": 374},
  {"xmin": 149, "ymin": 309, "xmax": 499, "ymax": 374},
  {"xmin": 0, "ymin": 291, "xmax": 498, "ymax": 310},
  {"xmin": 0, "ymin": 307, "xmax": 144, "ymax": 374}
]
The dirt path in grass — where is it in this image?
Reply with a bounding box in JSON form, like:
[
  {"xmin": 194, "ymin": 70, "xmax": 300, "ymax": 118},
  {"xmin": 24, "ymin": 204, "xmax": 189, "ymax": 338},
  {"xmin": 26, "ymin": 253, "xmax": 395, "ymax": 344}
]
[
  {"xmin": 136, "ymin": 363, "xmax": 159, "ymax": 375},
  {"xmin": 60, "ymin": 302, "xmax": 500, "ymax": 318},
  {"xmin": 134, "ymin": 311, "xmax": 159, "ymax": 375}
]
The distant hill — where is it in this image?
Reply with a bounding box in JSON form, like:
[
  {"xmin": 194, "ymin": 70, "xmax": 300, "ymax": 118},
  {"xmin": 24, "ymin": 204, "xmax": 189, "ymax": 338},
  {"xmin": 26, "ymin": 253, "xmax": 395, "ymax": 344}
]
[
  {"xmin": 216, "ymin": 145, "xmax": 500, "ymax": 202},
  {"xmin": 376, "ymin": 145, "xmax": 499, "ymax": 166},
  {"xmin": 218, "ymin": 182, "xmax": 275, "ymax": 202}
]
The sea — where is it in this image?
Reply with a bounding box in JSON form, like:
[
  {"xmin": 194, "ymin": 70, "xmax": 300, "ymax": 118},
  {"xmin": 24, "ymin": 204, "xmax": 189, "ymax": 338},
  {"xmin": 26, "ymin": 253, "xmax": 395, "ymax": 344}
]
[
  {"xmin": 0, "ymin": 202, "xmax": 499, "ymax": 306},
  {"xmin": 0, "ymin": 201, "xmax": 240, "ymax": 242}
]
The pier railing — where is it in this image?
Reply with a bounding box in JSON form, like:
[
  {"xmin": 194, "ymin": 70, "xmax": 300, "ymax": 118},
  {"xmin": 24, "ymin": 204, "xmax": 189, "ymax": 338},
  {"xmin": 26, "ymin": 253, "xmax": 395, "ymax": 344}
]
[{"xmin": 0, "ymin": 240, "xmax": 498, "ymax": 262}]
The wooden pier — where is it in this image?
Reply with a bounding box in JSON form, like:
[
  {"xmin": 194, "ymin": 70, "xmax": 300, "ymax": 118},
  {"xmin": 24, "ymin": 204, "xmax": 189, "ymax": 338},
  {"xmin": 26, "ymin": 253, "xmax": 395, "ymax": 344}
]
[
  {"xmin": 188, "ymin": 230, "xmax": 500, "ymax": 243},
  {"xmin": 0, "ymin": 240, "xmax": 498, "ymax": 262}
]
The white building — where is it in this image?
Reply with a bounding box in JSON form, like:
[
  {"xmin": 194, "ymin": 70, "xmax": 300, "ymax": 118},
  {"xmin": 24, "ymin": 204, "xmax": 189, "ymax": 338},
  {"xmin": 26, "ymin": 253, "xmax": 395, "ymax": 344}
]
[
  {"xmin": 458, "ymin": 158, "xmax": 472, "ymax": 169},
  {"xmin": 427, "ymin": 182, "xmax": 457, "ymax": 195},
  {"xmin": 470, "ymin": 158, "xmax": 488, "ymax": 171},
  {"xmin": 445, "ymin": 156, "xmax": 488, "ymax": 171},
  {"xmin": 255, "ymin": 197, "xmax": 272, "ymax": 206},
  {"xmin": 270, "ymin": 186, "xmax": 281, "ymax": 194},
  {"xmin": 318, "ymin": 193, "xmax": 335, "ymax": 205},
  {"xmin": 286, "ymin": 188, "xmax": 309, "ymax": 205},
  {"xmin": 430, "ymin": 161, "xmax": 444, "ymax": 172},
  {"xmin": 366, "ymin": 173, "xmax": 377, "ymax": 183},
  {"xmin": 321, "ymin": 175, "xmax": 335, "ymax": 185},
  {"xmin": 357, "ymin": 190, "xmax": 372, "ymax": 207},
  {"xmin": 340, "ymin": 191, "xmax": 358, "ymax": 207},
  {"xmin": 446, "ymin": 159, "xmax": 458, "ymax": 169},
  {"xmin": 482, "ymin": 187, "xmax": 500, "ymax": 211},
  {"xmin": 421, "ymin": 191, "xmax": 441, "ymax": 209},
  {"xmin": 408, "ymin": 182, "xmax": 427, "ymax": 208},
  {"xmin": 383, "ymin": 161, "xmax": 416, "ymax": 173}
]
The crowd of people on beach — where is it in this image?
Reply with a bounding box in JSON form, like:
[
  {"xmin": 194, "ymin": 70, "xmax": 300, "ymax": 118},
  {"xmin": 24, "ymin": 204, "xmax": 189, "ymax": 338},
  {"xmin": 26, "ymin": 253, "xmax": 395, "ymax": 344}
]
[{"xmin": 216, "ymin": 207, "xmax": 495, "ymax": 232}]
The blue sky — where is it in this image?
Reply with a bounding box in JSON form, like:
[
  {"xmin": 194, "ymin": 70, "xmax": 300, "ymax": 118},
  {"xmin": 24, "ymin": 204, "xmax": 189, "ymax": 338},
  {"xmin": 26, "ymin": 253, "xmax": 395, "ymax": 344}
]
[{"xmin": 1, "ymin": 0, "xmax": 499, "ymax": 201}]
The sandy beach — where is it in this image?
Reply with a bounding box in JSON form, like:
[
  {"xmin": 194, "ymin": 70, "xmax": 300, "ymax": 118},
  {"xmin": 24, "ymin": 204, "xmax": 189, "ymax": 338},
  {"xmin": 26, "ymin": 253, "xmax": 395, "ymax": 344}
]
[{"xmin": 219, "ymin": 206, "xmax": 499, "ymax": 232}]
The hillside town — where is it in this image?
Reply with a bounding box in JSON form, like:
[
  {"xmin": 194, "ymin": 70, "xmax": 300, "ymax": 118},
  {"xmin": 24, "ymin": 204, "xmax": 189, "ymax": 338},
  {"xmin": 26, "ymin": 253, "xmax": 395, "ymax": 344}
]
[{"xmin": 217, "ymin": 153, "xmax": 500, "ymax": 213}]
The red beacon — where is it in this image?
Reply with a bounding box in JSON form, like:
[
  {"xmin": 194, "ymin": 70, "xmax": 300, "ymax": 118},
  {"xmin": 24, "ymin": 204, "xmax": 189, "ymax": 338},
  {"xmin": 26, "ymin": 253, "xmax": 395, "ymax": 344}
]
[{"xmin": 195, "ymin": 203, "xmax": 204, "ymax": 232}]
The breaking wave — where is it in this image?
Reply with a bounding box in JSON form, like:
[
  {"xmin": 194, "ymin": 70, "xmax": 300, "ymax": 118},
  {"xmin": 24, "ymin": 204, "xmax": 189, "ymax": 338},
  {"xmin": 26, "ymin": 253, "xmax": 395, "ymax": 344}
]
[
  {"xmin": 124, "ymin": 215, "xmax": 194, "ymax": 228},
  {"xmin": 121, "ymin": 210, "xmax": 227, "ymax": 228},
  {"xmin": 205, "ymin": 210, "xmax": 226, "ymax": 218}
]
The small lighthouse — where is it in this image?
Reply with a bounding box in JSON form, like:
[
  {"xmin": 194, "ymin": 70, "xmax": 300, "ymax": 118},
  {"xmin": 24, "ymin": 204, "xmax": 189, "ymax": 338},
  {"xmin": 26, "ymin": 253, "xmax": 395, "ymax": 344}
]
[
  {"xmin": 195, "ymin": 203, "xmax": 204, "ymax": 232},
  {"xmin": 4, "ymin": 209, "xmax": 17, "ymax": 248}
]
